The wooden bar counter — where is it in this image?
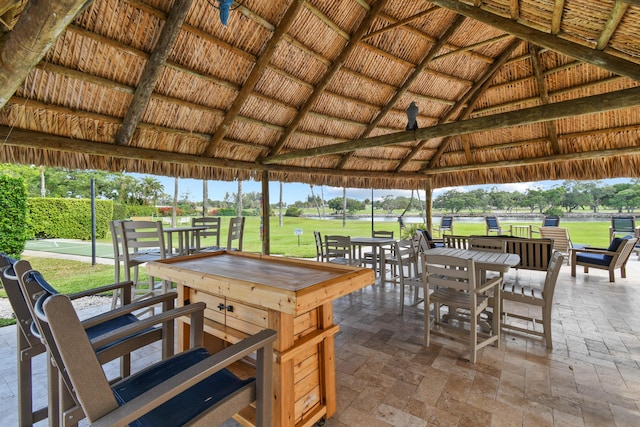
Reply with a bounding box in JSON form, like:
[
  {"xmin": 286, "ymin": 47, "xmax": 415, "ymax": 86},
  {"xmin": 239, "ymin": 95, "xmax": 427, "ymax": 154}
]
[{"xmin": 147, "ymin": 251, "xmax": 375, "ymax": 427}]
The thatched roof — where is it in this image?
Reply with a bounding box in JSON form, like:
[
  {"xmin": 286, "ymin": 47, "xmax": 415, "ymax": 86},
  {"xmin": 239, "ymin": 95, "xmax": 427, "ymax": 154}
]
[{"xmin": 1, "ymin": 0, "xmax": 640, "ymax": 190}]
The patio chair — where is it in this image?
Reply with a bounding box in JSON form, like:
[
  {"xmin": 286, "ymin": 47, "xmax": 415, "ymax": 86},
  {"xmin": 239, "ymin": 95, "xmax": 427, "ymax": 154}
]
[
  {"xmin": 226, "ymin": 216, "xmax": 245, "ymax": 251},
  {"xmin": 35, "ymin": 291, "xmax": 277, "ymax": 427},
  {"xmin": 422, "ymin": 253, "xmax": 502, "ymax": 364},
  {"xmin": 501, "ymin": 251, "xmax": 564, "ymax": 349},
  {"xmin": 610, "ymin": 216, "xmax": 636, "ymax": 242},
  {"xmin": 394, "ymin": 240, "xmax": 423, "ymax": 315},
  {"xmin": 190, "ymin": 216, "xmax": 222, "ymax": 253},
  {"xmin": 120, "ymin": 220, "xmax": 172, "ymax": 302},
  {"xmin": 485, "ymin": 215, "xmax": 510, "ymax": 235},
  {"xmin": 571, "ymin": 237, "xmax": 639, "ymax": 282},
  {"xmin": 419, "ymin": 229, "xmax": 445, "ymax": 249},
  {"xmin": 530, "ymin": 215, "xmax": 561, "ymax": 236},
  {"xmin": 313, "ymin": 230, "xmax": 326, "ymax": 261},
  {"xmin": 2, "ymin": 256, "xmax": 177, "ymax": 426},
  {"xmin": 539, "ymin": 226, "xmax": 575, "ymax": 265},
  {"xmin": 434, "ymin": 216, "xmax": 454, "ymax": 238},
  {"xmin": 324, "ymin": 235, "xmax": 360, "ymax": 266}
]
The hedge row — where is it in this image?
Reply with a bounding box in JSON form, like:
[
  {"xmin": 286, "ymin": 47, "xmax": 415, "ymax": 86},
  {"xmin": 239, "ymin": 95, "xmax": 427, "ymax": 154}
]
[{"xmin": 28, "ymin": 198, "xmax": 114, "ymax": 240}]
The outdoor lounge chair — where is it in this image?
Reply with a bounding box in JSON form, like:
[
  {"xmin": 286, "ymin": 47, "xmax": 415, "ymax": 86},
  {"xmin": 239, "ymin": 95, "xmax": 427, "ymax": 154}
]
[
  {"xmin": 35, "ymin": 293, "xmax": 276, "ymax": 427},
  {"xmin": 609, "ymin": 216, "xmax": 636, "ymax": 242},
  {"xmin": 433, "ymin": 216, "xmax": 453, "ymax": 237},
  {"xmin": 571, "ymin": 237, "xmax": 639, "ymax": 282},
  {"xmin": 485, "ymin": 215, "xmax": 510, "ymax": 235},
  {"xmin": 530, "ymin": 215, "xmax": 561, "ymax": 236}
]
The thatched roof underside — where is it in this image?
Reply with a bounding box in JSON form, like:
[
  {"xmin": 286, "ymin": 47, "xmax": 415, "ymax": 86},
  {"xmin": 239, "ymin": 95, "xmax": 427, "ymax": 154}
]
[{"xmin": 1, "ymin": 0, "xmax": 640, "ymax": 190}]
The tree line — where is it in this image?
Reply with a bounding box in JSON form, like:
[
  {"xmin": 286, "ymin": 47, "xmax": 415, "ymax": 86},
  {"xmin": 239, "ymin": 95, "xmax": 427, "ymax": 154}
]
[{"xmin": 2, "ymin": 164, "xmax": 638, "ymax": 216}]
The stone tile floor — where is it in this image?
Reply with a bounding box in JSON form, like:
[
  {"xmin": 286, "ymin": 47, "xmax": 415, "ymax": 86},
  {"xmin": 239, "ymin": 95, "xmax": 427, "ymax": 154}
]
[{"xmin": 1, "ymin": 257, "xmax": 639, "ymax": 426}]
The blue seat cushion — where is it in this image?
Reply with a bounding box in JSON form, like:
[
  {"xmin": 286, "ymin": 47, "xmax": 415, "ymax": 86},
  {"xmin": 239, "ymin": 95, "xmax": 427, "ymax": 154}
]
[
  {"xmin": 85, "ymin": 314, "xmax": 156, "ymax": 352},
  {"xmin": 576, "ymin": 252, "xmax": 612, "ymax": 267},
  {"xmin": 113, "ymin": 347, "xmax": 254, "ymax": 427},
  {"xmin": 607, "ymin": 238, "xmax": 624, "ymax": 252}
]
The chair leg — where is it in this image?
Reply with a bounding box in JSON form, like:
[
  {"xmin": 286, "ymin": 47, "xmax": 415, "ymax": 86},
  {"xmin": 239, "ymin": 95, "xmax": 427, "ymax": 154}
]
[
  {"xmin": 543, "ymin": 305, "xmax": 553, "ymax": 349},
  {"xmin": 609, "ymin": 269, "xmax": 615, "ymax": 282}
]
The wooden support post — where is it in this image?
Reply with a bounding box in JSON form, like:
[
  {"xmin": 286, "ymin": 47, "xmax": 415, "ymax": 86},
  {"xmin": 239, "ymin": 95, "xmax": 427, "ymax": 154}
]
[
  {"xmin": 262, "ymin": 170, "xmax": 270, "ymax": 255},
  {"xmin": 425, "ymin": 179, "xmax": 433, "ymax": 234}
]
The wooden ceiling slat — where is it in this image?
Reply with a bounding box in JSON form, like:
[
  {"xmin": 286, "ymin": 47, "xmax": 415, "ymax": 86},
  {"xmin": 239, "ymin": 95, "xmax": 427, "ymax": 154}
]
[{"xmin": 268, "ymin": 0, "xmax": 390, "ymax": 157}]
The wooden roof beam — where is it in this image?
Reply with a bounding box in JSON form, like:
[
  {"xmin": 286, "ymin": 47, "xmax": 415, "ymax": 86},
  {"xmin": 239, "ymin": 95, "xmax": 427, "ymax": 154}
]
[
  {"xmin": 115, "ymin": 0, "xmax": 194, "ymax": 146},
  {"xmin": 201, "ymin": 0, "xmax": 306, "ymax": 157},
  {"xmin": 530, "ymin": 43, "xmax": 561, "ymax": 154},
  {"xmin": 259, "ymin": 85, "xmax": 640, "ymax": 164},
  {"xmin": 596, "ymin": 1, "xmax": 629, "ymax": 51},
  {"xmin": 0, "ymin": 126, "xmax": 423, "ymax": 181},
  {"xmin": 424, "ymin": 145, "xmax": 640, "ymax": 176},
  {"xmin": 0, "ymin": 0, "xmax": 92, "ymax": 109},
  {"xmin": 430, "ymin": 0, "xmax": 640, "ymax": 81},
  {"xmin": 334, "ymin": 14, "xmax": 467, "ymax": 169},
  {"xmin": 267, "ymin": 0, "xmax": 390, "ymax": 157}
]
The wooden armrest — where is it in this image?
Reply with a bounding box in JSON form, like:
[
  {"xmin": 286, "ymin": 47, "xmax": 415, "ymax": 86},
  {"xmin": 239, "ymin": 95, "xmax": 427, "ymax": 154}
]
[
  {"xmin": 80, "ymin": 292, "xmax": 177, "ymax": 329},
  {"xmin": 572, "ymin": 247, "xmax": 615, "ymax": 256},
  {"xmin": 90, "ymin": 329, "xmax": 277, "ymax": 427},
  {"xmin": 68, "ymin": 281, "xmax": 134, "ymax": 300},
  {"xmin": 476, "ymin": 276, "xmax": 502, "ymax": 294},
  {"xmin": 89, "ymin": 302, "xmax": 206, "ymax": 351}
]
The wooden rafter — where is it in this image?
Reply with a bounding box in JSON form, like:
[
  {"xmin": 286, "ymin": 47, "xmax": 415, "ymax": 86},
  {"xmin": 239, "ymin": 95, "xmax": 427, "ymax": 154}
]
[
  {"xmin": 334, "ymin": 14, "xmax": 467, "ymax": 169},
  {"xmin": 0, "ymin": 0, "xmax": 92, "ymax": 109},
  {"xmin": 433, "ymin": 34, "xmax": 512, "ymax": 61},
  {"xmin": 115, "ymin": 0, "xmax": 194, "ymax": 146},
  {"xmin": 267, "ymin": 0, "xmax": 390, "ymax": 157},
  {"xmin": 201, "ymin": 0, "xmax": 306, "ymax": 157},
  {"xmin": 510, "ymin": 0, "xmax": 520, "ymax": 20},
  {"xmin": 529, "ymin": 43, "xmax": 561, "ymax": 154},
  {"xmin": 430, "ymin": 0, "xmax": 640, "ymax": 81},
  {"xmin": 550, "ymin": 0, "xmax": 565, "ymax": 35},
  {"xmin": 361, "ymin": 6, "xmax": 439, "ymax": 41},
  {"xmin": 260, "ymin": 85, "xmax": 640, "ymax": 164},
  {"xmin": 596, "ymin": 1, "xmax": 629, "ymax": 51},
  {"xmin": 408, "ymin": 38, "xmax": 521, "ymax": 172},
  {"xmin": 424, "ymin": 145, "xmax": 640, "ymax": 176}
]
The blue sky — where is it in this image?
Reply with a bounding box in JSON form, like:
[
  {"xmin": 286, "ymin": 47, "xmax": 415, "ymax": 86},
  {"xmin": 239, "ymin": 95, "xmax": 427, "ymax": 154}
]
[{"xmin": 146, "ymin": 174, "xmax": 635, "ymax": 206}]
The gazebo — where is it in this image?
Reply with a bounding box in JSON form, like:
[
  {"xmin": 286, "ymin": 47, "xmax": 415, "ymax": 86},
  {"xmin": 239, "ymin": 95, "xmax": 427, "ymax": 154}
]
[
  {"xmin": 2, "ymin": 2, "xmax": 640, "ymax": 425},
  {"xmin": 1, "ymin": 0, "xmax": 640, "ymax": 244}
]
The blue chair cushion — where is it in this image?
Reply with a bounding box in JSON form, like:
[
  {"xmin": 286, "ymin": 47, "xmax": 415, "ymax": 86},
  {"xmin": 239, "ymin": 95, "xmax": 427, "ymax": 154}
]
[
  {"xmin": 84, "ymin": 314, "xmax": 155, "ymax": 353},
  {"xmin": 607, "ymin": 238, "xmax": 624, "ymax": 252},
  {"xmin": 113, "ymin": 347, "xmax": 254, "ymax": 427},
  {"xmin": 576, "ymin": 252, "xmax": 612, "ymax": 267}
]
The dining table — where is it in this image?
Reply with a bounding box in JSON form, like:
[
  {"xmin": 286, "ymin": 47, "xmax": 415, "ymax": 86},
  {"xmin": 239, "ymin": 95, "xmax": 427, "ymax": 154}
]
[
  {"xmin": 350, "ymin": 236, "xmax": 396, "ymax": 278},
  {"xmin": 163, "ymin": 225, "xmax": 208, "ymax": 255},
  {"xmin": 424, "ymin": 247, "xmax": 521, "ymax": 334},
  {"xmin": 147, "ymin": 250, "xmax": 375, "ymax": 427}
]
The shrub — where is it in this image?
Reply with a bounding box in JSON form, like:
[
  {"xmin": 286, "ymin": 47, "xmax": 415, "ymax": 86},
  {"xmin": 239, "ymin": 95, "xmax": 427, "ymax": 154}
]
[
  {"xmin": 28, "ymin": 198, "xmax": 113, "ymax": 239},
  {"xmin": 125, "ymin": 204, "xmax": 157, "ymax": 218},
  {"xmin": 285, "ymin": 206, "xmax": 302, "ymax": 217},
  {"xmin": 112, "ymin": 202, "xmax": 127, "ymax": 220},
  {"xmin": 0, "ymin": 175, "xmax": 31, "ymax": 257}
]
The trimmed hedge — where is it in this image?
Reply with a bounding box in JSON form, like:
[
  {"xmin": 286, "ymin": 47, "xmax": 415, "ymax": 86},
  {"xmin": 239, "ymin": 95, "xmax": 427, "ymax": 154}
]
[
  {"xmin": 0, "ymin": 175, "xmax": 31, "ymax": 257},
  {"xmin": 28, "ymin": 198, "xmax": 113, "ymax": 240},
  {"xmin": 125, "ymin": 204, "xmax": 157, "ymax": 218}
]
